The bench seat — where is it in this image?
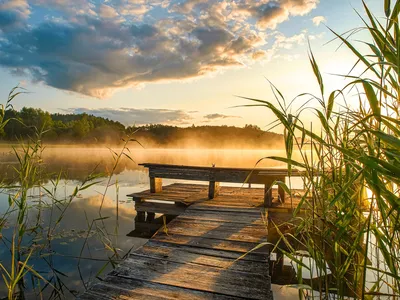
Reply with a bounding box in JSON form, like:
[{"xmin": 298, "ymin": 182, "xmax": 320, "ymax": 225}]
[{"xmin": 127, "ymin": 183, "xmax": 209, "ymax": 204}]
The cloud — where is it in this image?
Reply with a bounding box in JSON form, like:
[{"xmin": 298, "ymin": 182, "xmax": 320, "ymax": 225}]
[
  {"xmin": 99, "ymin": 4, "xmax": 119, "ymax": 19},
  {"xmin": 32, "ymin": 0, "xmax": 97, "ymax": 16},
  {"xmin": 63, "ymin": 107, "xmax": 194, "ymax": 126},
  {"xmin": 204, "ymin": 113, "xmax": 241, "ymax": 120},
  {"xmin": 312, "ymin": 16, "xmax": 326, "ymax": 26},
  {"xmin": 0, "ymin": 0, "xmax": 30, "ymax": 31},
  {"xmin": 235, "ymin": 0, "xmax": 319, "ymax": 29},
  {"xmin": 0, "ymin": 0, "xmax": 319, "ymax": 98}
]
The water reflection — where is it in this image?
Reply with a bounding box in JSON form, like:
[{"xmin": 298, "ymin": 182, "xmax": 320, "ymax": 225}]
[{"xmin": 0, "ymin": 185, "xmax": 147, "ymax": 299}]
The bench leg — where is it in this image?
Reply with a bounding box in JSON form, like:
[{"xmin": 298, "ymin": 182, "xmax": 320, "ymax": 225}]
[
  {"xmin": 277, "ymin": 176, "xmax": 287, "ymax": 203},
  {"xmin": 135, "ymin": 211, "xmax": 146, "ymax": 222},
  {"xmin": 208, "ymin": 181, "xmax": 220, "ymax": 199},
  {"xmin": 146, "ymin": 212, "xmax": 155, "ymax": 223},
  {"xmin": 150, "ymin": 177, "xmax": 162, "ymax": 193},
  {"xmin": 264, "ymin": 185, "xmax": 273, "ymax": 207},
  {"xmin": 278, "ymin": 185, "xmax": 285, "ymax": 203}
]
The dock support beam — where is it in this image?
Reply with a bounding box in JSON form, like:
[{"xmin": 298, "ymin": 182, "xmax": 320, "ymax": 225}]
[{"xmin": 208, "ymin": 181, "xmax": 220, "ymax": 199}]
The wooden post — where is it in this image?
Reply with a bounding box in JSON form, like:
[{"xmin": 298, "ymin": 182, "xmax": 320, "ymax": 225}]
[
  {"xmin": 264, "ymin": 184, "xmax": 273, "ymax": 207},
  {"xmin": 135, "ymin": 211, "xmax": 145, "ymax": 222},
  {"xmin": 146, "ymin": 212, "xmax": 155, "ymax": 223},
  {"xmin": 208, "ymin": 181, "xmax": 220, "ymax": 199},
  {"xmin": 150, "ymin": 177, "xmax": 162, "ymax": 193},
  {"xmin": 134, "ymin": 199, "xmax": 146, "ymax": 222},
  {"xmin": 278, "ymin": 176, "xmax": 285, "ymax": 203}
]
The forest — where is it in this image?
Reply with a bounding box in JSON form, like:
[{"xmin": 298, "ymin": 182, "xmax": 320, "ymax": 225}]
[{"xmin": 0, "ymin": 107, "xmax": 284, "ymax": 148}]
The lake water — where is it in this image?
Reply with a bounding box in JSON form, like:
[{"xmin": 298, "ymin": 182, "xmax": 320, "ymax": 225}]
[{"xmin": 0, "ymin": 146, "xmax": 297, "ymax": 299}]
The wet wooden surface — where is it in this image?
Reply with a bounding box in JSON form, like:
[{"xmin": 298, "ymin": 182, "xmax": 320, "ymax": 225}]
[{"xmin": 80, "ymin": 184, "xmax": 306, "ymax": 299}]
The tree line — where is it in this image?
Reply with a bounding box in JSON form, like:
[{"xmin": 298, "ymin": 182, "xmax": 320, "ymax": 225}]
[{"xmin": 0, "ymin": 107, "xmax": 284, "ymax": 148}]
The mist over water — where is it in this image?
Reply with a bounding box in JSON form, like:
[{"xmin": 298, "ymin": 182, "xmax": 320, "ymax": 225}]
[{"xmin": 0, "ymin": 146, "xmax": 295, "ymax": 182}]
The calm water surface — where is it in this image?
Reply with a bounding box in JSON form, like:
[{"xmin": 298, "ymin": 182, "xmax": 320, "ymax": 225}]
[{"xmin": 0, "ymin": 147, "xmax": 295, "ymax": 299}]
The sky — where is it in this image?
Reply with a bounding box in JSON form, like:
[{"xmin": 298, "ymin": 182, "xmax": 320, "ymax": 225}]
[{"xmin": 0, "ymin": 0, "xmax": 382, "ymax": 128}]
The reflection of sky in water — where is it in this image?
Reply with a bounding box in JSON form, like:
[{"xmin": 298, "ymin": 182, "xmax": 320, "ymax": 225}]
[
  {"xmin": 0, "ymin": 148, "xmax": 296, "ymax": 299},
  {"xmin": 0, "ymin": 179, "xmax": 148, "ymax": 299}
]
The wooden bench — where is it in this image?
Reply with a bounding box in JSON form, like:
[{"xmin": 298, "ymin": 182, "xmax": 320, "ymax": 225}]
[
  {"xmin": 128, "ymin": 163, "xmax": 303, "ymax": 237},
  {"xmin": 140, "ymin": 163, "xmax": 301, "ymax": 207}
]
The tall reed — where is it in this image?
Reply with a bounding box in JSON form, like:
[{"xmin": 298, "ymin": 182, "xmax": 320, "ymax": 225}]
[
  {"xmin": 0, "ymin": 87, "xmax": 139, "ymax": 299},
  {"xmin": 244, "ymin": 1, "xmax": 400, "ymax": 298}
]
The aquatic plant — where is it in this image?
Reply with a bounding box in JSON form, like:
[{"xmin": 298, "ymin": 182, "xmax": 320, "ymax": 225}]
[
  {"xmin": 0, "ymin": 87, "xmax": 140, "ymax": 299},
  {"xmin": 245, "ymin": 1, "xmax": 400, "ymax": 298}
]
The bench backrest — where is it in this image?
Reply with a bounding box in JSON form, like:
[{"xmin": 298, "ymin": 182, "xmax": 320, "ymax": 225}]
[{"xmin": 139, "ymin": 163, "xmax": 301, "ymax": 184}]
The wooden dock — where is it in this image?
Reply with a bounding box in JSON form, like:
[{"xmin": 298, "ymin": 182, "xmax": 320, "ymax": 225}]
[{"xmin": 79, "ymin": 164, "xmax": 304, "ymax": 300}]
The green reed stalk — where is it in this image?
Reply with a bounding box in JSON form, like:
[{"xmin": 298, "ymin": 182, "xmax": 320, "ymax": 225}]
[
  {"xmin": 244, "ymin": 1, "xmax": 400, "ymax": 298},
  {"xmin": 0, "ymin": 88, "xmax": 109, "ymax": 299}
]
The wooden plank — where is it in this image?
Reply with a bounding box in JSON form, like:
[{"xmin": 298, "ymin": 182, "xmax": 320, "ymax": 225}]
[
  {"xmin": 189, "ymin": 206, "xmax": 264, "ymax": 214},
  {"xmin": 167, "ymin": 217, "xmax": 266, "ymax": 229},
  {"xmin": 192, "ymin": 199, "xmax": 264, "ymax": 207},
  {"xmin": 145, "ymin": 240, "xmax": 269, "ymax": 262},
  {"xmin": 128, "ymin": 183, "xmax": 208, "ymax": 196},
  {"xmin": 135, "ymin": 202, "xmax": 187, "ymax": 215},
  {"xmin": 112, "ymin": 255, "xmax": 271, "ymax": 299},
  {"xmin": 153, "ymin": 233, "xmax": 268, "ymax": 254},
  {"xmin": 180, "ymin": 210, "xmax": 266, "ymax": 225},
  {"xmin": 129, "ymin": 184, "xmax": 209, "ymax": 203},
  {"xmin": 142, "ymin": 163, "xmax": 303, "ymax": 185},
  {"xmin": 83, "ymin": 275, "xmax": 246, "ymax": 300},
  {"xmin": 150, "ymin": 168, "xmax": 213, "ymax": 181},
  {"xmin": 140, "ymin": 162, "xmax": 301, "ymax": 175},
  {"xmin": 132, "ymin": 193, "xmax": 208, "ymax": 203},
  {"xmin": 168, "ymin": 217, "xmax": 265, "ymax": 228},
  {"xmin": 148, "ymin": 168, "xmax": 289, "ymax": 185},
  {"xmin": 189, "ymin": 202, "xmax": 264, "ymax": 214},
  {"xmin": 131, "ymin": 244, "xmax": 268, "ymax": 274},
  {"xmin": 161, "ymin": 219, "xmax": 267, "ymax": 243}
]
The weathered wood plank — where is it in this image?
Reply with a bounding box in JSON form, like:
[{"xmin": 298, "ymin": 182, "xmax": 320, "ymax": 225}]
[
  {"xmin": 167, "ymin": 217, "xmax": 266, "ymax": 231},
  {"xmin": 131, "ymin": 244, "xmax": 268, "ymax": 274},
  {"xmin": 148, "ymin": 168, "xmax": 288, "ymax": 185},
  {"xmin": 153, "ymin": 233, "xmax": 268, "ymax": 254},
  {"xmin": 160, "ymin": 220, "xmax": 267, "ymax": 243},
  {"xmin": 149, "ymin": 168, "xmax": 213, "ymax": 181},
  {"xmin": 84, "ymin": 275, "xmax": 246, "ymax": 299},
  {"xmin": 112, "ymin": 255, "xmax": 271, "ymax": 299},
  {"xmin": 191, "ymin": 200, "xmax": 263, "ymax": 208},
  {"xmin": 180, "ymin": 210, "xmax": 266, "ymax": 225},
  {"xmin": 135, "ymin": 201, "xmax": 187, "ymax": 215},
  {"xmin": 189, "ymin": 204, "xmax": 264, "ymax": 214},
  {"xmin": 144, "ymin": 240, "xmax": 269, "ymax": 262},
  {"xmin": 142, "ymin": 163, "xmax": 302, "ymax": 185},
  {"xmin": 129, "ymin": 183, "xmax": 209, "ymax": 203},
  {"xmin": 169, "ymin": 217, "xmax": 264, "ymax": 227}
]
